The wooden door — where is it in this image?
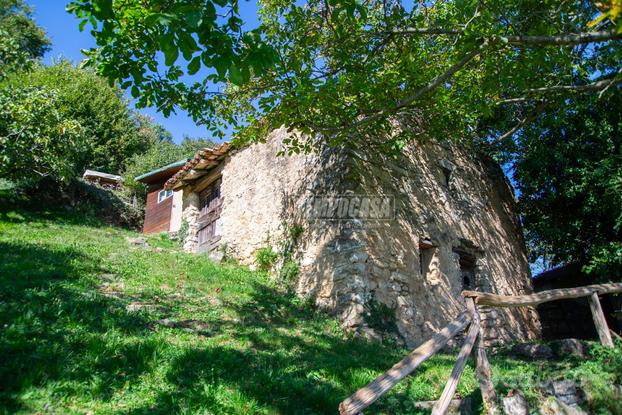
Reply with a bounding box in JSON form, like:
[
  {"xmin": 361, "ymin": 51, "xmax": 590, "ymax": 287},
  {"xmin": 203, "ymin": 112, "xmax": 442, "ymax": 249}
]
[{"xmin": 197, "ymin": 180, "xmax": 222, "ymax": 252}]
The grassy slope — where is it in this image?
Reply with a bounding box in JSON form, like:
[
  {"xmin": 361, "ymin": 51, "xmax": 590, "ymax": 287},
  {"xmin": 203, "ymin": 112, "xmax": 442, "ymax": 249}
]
[{"xmin": 0, "ymin": 195, "xmax": 620, "ymax": 414}]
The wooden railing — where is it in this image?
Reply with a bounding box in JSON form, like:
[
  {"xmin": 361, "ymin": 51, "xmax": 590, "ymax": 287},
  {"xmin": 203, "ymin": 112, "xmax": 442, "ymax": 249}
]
[{"xmin": 339, "ymin": 282, "xmax": 622, "ymax": 415}]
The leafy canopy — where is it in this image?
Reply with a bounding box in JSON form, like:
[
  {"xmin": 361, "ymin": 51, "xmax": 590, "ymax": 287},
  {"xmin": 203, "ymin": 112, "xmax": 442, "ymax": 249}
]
[
  {"xmin": 0, "ymin": 62, "xmax": 162, "ymax": 184},
  {"xmin": 0, "ymin": 0, "xmax": 50, "ymax": 78},
  {"xmin": 513, "ymin": 92, "xmax": 622, "ymax": 278},
  {"xmin": 69, "ymin": 0, "xmax": 622, "ymax": 152}
]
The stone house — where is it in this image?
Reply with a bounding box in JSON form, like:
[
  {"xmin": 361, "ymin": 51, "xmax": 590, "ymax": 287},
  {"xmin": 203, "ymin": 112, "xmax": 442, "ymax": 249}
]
[{"xmin": 164, "ymin": 129, "xmax": 541, "ymax": 347}]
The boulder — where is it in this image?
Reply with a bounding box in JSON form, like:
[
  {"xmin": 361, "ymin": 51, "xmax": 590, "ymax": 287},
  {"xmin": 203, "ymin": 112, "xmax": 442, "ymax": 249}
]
[
  {"xmin": 546, "ymin": 379, "xmax": 585, "ymax": 407},
  {"xmin": 511, "ymin": 342, "xmax": 554, "ymax": 360},
  {"xmin": 539, "ymin": 397, "xmax": 587, "ymax": 415},
  {"xmin": 126, "ymin": 236, "xmax": 149, "ymax": 247},
  {"xmin": 551, "ymin": 339, "xmax": 588, "ymax": 359},
  {"xmin": 502, "ymin": 391, "xmax": 529, "ymax": 415}
]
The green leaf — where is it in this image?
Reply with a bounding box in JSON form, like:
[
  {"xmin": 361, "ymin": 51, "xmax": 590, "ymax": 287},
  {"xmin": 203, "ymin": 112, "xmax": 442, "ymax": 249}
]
[
  {"xmin": 229, "ymin": 63, "xmax": 243, "ymax": 85},
  {"xmin": 228, "ymin": 63, "xmax": 249, "ymax": 85},
  {"xmin": 188, "ymin": 56, "xmax": 201, "ymax": 75},
  {"xmin": 164, "ymin": 45, "xmax": 179, "ymax": 66},
  {"xmin": 93, "ymin": 0, "xmax": 114, "ymax": 19},
  {"xmin": 184, "ymin": 10, "xmax": 202, "ymax": 29},
  {"xmin": 213, "ymin": 56, "xmax": 230, "ymax": 78}
]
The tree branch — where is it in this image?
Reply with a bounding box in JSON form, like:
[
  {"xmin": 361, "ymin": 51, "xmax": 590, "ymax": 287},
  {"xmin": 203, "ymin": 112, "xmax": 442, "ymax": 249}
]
[
  {"xmin": 390, "ymin": 27, "xmax": 462, "ymax": 35},
  {"xmin": 498, "ymin": 77, "xmax": 622, "ymax": 104},
  {"xmin": 504, "ymin": 30, "xmax": 622, "ymax": 45},
  {"xmin": 492, "ymin": 101, "xmax": 548, "ymax": 144},
  {"xmin": 390, "ymin": 28, "xmax": 622, "ymax": 45}
]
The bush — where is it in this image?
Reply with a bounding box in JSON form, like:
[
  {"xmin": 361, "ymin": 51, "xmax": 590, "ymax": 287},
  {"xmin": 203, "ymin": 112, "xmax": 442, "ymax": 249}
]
[
  {"xmin": 279, "ymin": 259, "xmax": 300, "ymax": 283},
  {"xmin": 1, "ymin": 62, "xmax": 158, "ymax": 184},
  {"xmin": 363, "ymin": 297, "xmax": 397, "ymax": 334},
  {"xmin": 177, "ymin": 219, "xmax": 189, "ymax": 247},
  {"xmin": 255, "ymin": 246, "xmax": 278, "ymax": 271},
  {"xmin": 65, "ymin": 180, "xmax": 144, "ymax": 229}
]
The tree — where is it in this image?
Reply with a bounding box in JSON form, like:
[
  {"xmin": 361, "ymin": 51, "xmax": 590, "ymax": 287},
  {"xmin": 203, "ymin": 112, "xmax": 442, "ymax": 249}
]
[
  {"xmin": 0, "ymin": 86, "xmax": 82, "ymax": 184},
  {"xmin": 0, "ymin": 0, "xmax": 50, "ymax": 78},
  {"xmin": 513, "ymin": 92, "xmax": 622, "ymax": 279},
  {"xmin": 122, "ymin": 136, "xmax": 217, "ymax": 196},
  {"xmin": 69, "ymin": 0, "xmax": 622, "ymax": 152},
  {"xmin": 0, "ymin": 62, "xmax": 162, "ymax": 184}
]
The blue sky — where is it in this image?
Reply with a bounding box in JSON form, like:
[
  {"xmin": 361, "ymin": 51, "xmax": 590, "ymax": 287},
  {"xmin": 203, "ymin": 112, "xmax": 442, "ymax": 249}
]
[{"xmin": 28, "ymin": 0, "xmax": 260, "ymax": 144}]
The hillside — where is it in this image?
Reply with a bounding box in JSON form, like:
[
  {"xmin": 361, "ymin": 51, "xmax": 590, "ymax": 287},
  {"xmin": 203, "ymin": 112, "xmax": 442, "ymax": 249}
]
[{"xmin": 0, "ymin": 193, "xmax": 620, "ymax": 414}]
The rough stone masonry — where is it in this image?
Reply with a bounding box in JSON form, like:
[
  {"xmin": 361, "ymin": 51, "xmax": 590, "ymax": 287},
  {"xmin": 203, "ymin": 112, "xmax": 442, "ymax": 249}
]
[{"xmin": 174, "ymin": 127, "xmax": 541, "ymax": 347}]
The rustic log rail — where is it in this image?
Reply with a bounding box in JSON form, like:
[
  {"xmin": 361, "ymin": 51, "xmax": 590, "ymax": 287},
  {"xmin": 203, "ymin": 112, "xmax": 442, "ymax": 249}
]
[
  {"xmin": 338, "ymin": 313, "xmax": 471, "ymax": 415},
  {"xmin": 339, "ymin": 282, "xmax": 621, "ymax": 415},
  {"xmin": 462, "ymin": 283, "xmax": 622, "ymax": 308}
]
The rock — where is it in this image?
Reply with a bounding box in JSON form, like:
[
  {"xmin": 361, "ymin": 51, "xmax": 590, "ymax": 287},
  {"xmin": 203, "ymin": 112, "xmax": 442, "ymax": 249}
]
[
  {"xmin": 539, "ymin": 397, "xmax": 587, "ymax": 415},
  {"xmin": 502, "ymin": 391, "xmax": 529, "ymax": 415},
  {"xmin": 208, "ymin": 250, "xmax": 225, "ymax": 262},
  {"xmin": 357, "ymin": 326, "xmax": 383, "ymax": 342},
  {"xmin": 511, "ymin": 342, "xmax": 554, "ymax": 360},
  {"xmin": 546, "ymin": 379, "xmax": 585, "ymax": 407},
  {"xmin": 153, "ymin": 318, "xmax": 212, "ymax": 335},
  {"xmin": 126, "ymin": 236, "xmax": 149, "ymax": 247},
  {"xmin": 126, "ymin": 302, "xmax": 161, "ymax": 313},
  {"xmin": 552, "ymin": 339, "xmax": 588, "ymax": 358},
  {"xmin": 414, "ymin": 397, "xmax": 471, "ymax": 414},
  {"xmin": 100, "ymin": 273, "xmax": 116, "ymax": 281}
]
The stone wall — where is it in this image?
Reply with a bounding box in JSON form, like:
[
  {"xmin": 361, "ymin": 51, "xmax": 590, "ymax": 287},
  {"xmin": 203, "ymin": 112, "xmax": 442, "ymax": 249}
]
[
  {"xmin": 179, "ymin": 129, "xmax": 541, "ymax": 347},
  {"xmin": 216, "ymin": 128, "xmax": 330, "ymax": 264}
]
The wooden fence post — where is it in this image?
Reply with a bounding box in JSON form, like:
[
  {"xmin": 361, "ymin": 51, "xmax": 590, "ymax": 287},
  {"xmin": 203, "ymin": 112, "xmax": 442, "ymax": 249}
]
[
  {"xmin": 466, "ymin": 298, "xmax": 499, "ymax": 414},
  {"xmin": 431, "ymin": 320, "xmax": 479, "ymax": 415},
  {"xmin": 588, "ymin": 292, "xmax": 614, "ymax": 348},
  {"xmin": 338, "ymin": 313, "xmax": 471, "ymax": 415}
]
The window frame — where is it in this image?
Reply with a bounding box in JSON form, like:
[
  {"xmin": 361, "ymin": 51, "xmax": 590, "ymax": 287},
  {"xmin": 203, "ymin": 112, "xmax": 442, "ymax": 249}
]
[{"xmin": 157, "ymin": 189, "xmax": 173, "ymax": 203}]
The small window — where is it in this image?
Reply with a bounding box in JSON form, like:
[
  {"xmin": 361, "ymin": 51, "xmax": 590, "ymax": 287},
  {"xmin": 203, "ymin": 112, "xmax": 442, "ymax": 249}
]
[
  {"xmin": 158, "ymin": 189, "xmax": 173, "ymax": 203},
  {"xmin": 455, "ymin": 249, "xmax": 477, "ymax": 290},
  {"xmin": 419, "ymin": 238, "xmax": 435, "ymax": 277}
]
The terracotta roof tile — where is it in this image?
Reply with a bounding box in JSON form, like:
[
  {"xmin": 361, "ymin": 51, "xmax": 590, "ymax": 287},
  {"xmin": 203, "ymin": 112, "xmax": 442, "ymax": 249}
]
[{"xmin": 164, "ymin": 142, "xmax": 231, "ymax": 189}]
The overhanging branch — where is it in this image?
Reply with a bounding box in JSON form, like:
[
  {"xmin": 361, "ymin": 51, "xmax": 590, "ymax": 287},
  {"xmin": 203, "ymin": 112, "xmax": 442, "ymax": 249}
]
[
  {"xmin": 498, "ymin": 77, "xmax": 622, "ymax": 104},
  {"xmin": 504, "ymin": 30, "xmax": 622, "ymax": 45},
  {"xmin": 391, "ymin": 28, "xmax": 622, "ymax": 46},
  {"xmin": 492, "ymin": 101, "xmax": 548, "ymax": 144}
]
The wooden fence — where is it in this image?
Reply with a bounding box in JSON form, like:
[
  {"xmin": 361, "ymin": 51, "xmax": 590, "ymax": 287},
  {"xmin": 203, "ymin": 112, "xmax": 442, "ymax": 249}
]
[{"xmin": 339, "ymin": 283, "xmax": 622, "ymax": 415}]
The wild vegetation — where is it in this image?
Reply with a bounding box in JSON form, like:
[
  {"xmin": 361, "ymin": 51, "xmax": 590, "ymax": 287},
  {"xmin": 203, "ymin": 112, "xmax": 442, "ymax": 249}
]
[
  {"xmin": 0, "ymin": 0, "xmax": 49, "ymax": 78},
  {"xmin": 1, "ymin": 1, "xmax": 621, "ymax": 412},
  {"xmin": 1, "ymin": 191, "xmax": 621, "ymax": 415}
]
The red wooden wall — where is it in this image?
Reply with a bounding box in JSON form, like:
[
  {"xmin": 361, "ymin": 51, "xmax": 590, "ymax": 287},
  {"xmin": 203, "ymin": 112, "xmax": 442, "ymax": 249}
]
[{"xmin": 143, "ymin": 180, "xmax": 173, "ymax": 234}]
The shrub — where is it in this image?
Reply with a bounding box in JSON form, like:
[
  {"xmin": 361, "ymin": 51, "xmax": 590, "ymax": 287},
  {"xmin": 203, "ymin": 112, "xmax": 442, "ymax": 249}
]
[
  {"xmin": 288, "ymin": 223, "xmax": 304, "ymax": 241},
  {"xmin": 279, "ymin": 259, "xmax": 300, "ymax": 283},
  {"xmin": 363, "ymin": 297, "xmax": 397, "ymax": 334},
  {"xmin": 177, "ymin": 219, "xmax": 189, "ymax": 247},
  {"xmin": 255, "ymin": 246, "xmax": 278, "ymax": 271}
]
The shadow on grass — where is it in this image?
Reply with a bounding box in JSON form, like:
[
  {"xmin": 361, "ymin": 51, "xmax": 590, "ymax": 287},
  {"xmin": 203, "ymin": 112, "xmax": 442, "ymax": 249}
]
[
  {"xmin": 125, "ymin": 283, "xmax": 483, "ymax": 414},
  {"xmin": 0, "ymin": 226, "xmax": 499, "ymax": 414},
  {"xmin": 0, "ymin": 240, "xmax": 153, "ymax": 412}
]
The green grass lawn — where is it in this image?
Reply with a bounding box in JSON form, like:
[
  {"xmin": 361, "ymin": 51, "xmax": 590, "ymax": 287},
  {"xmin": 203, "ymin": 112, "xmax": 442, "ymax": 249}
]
[{"xmin": 0, "ymin": 194, "xmax": 620, "ymax": 414}]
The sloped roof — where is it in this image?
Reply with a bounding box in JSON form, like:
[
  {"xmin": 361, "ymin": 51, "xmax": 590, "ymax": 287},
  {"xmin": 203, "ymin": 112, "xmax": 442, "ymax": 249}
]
[
  {"xmin": 135, "ymin": 159, "xmax": 188, "ymax": 184},
  {"xmin": 164, "ymin": 142, "xmax": 231, "ymax": 190},
  {"xmin": 83, "ymin": 169, "xmax": 122, "ymax": 183}
]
